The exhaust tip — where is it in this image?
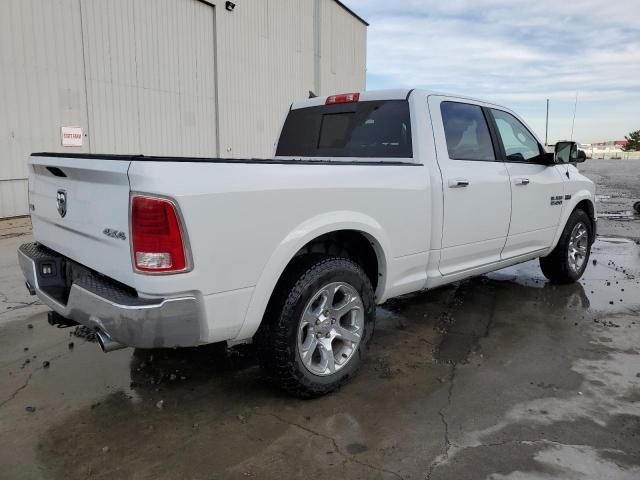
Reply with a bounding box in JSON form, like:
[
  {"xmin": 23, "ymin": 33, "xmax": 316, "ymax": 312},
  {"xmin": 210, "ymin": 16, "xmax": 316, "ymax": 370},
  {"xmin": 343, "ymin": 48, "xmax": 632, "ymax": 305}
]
[{"xmin": 95, "ymin": 329, "xmax": 126, "ymax": 353}]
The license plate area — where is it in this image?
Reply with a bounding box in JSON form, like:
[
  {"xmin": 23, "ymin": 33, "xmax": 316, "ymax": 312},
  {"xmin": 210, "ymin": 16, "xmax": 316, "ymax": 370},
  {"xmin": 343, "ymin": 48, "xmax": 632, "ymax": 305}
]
[
  {"xmin": 34, "ymin": 251, "xmax": 71, "ymax": 304},
  {"xmin": 24, "ymin": 242, "xmax": 142, "ymax": 307}
]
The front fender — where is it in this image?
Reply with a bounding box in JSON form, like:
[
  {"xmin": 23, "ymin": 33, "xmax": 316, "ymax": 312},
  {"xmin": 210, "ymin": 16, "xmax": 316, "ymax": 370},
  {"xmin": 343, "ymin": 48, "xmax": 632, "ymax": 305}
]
[
  {"xmin": 548, "ymin": 190, "xmax": 595, "ymax": 253},
  {"xmin": 233, "ymin": 211, "xmax": 392, "ymax": 341}
]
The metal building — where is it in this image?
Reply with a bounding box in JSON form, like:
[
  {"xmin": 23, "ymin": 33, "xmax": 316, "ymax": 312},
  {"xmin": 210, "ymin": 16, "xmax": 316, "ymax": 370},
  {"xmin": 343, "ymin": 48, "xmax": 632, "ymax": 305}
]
[{"xmin": 0, "ymin": 0, "xmax": 367, "ymax": 218}]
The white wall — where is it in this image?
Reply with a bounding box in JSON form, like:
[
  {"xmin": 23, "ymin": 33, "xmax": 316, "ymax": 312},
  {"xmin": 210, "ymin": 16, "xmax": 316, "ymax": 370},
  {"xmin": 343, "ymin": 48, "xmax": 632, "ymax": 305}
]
[
  {"xmin": 80, "ymin": 0, "xmax": 218, "ymax": 157},
  {"xmin": 319, "ymin": 0, "xmax": 368, "ymax": 96},
  {"xmin": 214, "ymin": 0, "xmax": 368, "ymax": 158},
  {"xmin": 0, "ymin": 0, "xmax": 367, "ymax": 218},
  {"xmin": 0, "ymin": 0, "xmax": 89, "ymax": 218}
]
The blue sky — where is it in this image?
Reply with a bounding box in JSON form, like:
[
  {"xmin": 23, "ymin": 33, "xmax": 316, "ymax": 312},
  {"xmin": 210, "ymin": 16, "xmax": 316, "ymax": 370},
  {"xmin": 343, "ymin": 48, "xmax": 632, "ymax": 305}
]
[{"xmin": 347, "ymin": 0, "xmax": 640, "ymax": 143}]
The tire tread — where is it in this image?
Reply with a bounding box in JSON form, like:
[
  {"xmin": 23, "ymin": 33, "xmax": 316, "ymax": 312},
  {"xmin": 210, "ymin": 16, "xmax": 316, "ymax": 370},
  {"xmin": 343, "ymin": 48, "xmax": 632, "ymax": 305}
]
[
  {"xmin": 540, "ymin": 209, "xmax": 592, "ymax": 284},
  {"xmin": 259, "ymin": 255, "xmax": 375, "ymax": 398}
]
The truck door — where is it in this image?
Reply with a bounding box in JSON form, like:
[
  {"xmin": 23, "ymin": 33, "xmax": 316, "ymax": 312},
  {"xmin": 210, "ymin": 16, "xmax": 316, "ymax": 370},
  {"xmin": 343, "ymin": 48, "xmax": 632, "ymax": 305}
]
[
  {"xmin": 487, "ymin": 108, "xmax": 565, "ymax": 259},
  {"xmin": 429, "ymin": 97, "xmax": 512, "ymax": 276}
]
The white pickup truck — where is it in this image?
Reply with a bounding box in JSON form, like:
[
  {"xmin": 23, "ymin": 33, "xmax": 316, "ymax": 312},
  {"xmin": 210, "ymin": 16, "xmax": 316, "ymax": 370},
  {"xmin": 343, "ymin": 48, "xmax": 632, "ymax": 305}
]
[{"xmin": 19, "ymin": 89, "xmax": 596, "ymax": 397}]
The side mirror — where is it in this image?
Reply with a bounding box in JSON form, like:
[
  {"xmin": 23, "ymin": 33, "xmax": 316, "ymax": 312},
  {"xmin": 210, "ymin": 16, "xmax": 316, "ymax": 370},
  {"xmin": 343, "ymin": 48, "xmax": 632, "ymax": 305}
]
[
  {"xmin": 555, "ymin": 141, "xmax": 578, "ymax": 164},
  {"xmin": 577, "ymin": 149, "xmax": 587, "ymax": 162}
]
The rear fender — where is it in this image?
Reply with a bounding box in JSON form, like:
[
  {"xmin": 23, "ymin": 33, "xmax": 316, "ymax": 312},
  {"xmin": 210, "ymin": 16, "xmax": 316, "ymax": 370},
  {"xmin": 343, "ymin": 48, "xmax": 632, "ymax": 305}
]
[{"xmin": 233, "ymin": 211, "xmax": 391, "ymax": 341}]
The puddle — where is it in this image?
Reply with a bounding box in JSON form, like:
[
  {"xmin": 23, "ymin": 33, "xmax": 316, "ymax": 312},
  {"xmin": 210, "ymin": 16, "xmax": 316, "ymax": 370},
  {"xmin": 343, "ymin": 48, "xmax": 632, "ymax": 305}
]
[
  {"xmin": 0, "ymin": 232, "xmax": 28, "ymax": 240},
  {"xmin": 597, "ymin": 236, "xmax": 636, "ymax": 244},
  {"xmin": 2, "ymin": 237, "xmax": 640, "ymax": 479},
  {"xmin": 432, "ymin": 280, "xmax": 495, "ymax": 365},
  {"xmin": 595, "ymin": 194, "xmax": 612, "ymax": 202},
  {"xmin": 594, "ymin": 191, "xmax": 640, "ymax": 225},
  {"xmin": 599, "ymin": 210, "xmax": 636, "ymax": 221}
]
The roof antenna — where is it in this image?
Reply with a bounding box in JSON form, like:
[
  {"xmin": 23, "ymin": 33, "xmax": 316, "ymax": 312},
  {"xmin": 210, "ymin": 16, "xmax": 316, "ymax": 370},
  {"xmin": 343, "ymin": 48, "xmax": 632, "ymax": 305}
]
[
  {"xmin": 308, "ymin": 90, "xmax": 318, "ymax": 98},
  {"xmin": 570, "ymin": 92, "xmax": 578, "ymax": 141}
]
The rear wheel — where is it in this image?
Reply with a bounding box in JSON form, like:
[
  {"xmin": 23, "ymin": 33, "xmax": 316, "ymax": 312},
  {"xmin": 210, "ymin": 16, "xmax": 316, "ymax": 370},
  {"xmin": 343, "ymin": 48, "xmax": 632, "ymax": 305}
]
[
  {"xmin": 540, "ymin": 209, "xmax": 593, "ymax": 284},
  {"xmin": 259, "ymin": 256, "xmax": 375, "ymax": 397}
]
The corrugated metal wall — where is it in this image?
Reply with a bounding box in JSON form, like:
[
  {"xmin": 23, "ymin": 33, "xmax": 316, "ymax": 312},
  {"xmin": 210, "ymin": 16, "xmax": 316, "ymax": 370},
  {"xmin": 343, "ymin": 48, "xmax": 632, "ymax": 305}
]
[
  {"xmin": 81, "ymin": 0, "xmax": 218, "ymax": 156},
  {"xmin": 0, "ymin": 0, "xmax": 89, "ymax": 218},
  {"xmin": 215, "ymin": 0, "xmax": 316, "ymax": 158},
  {"xmin": 215, "ymin": 0, "xmax": 368, "ymax": 158},
  {"xmin": 319, "ymin": 0, "xmax": 367, "ymax": 96},
  {"xmin": 0, "ymin": 0, "xmax": 366, "ymax": 218}
]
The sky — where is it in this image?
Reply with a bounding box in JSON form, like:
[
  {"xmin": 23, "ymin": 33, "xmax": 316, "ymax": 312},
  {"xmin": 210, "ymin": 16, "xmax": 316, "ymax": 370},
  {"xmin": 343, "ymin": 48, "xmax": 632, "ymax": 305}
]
[{"xmin": 346, "ymin": 0, "xmax": 640, "ymax": 144}]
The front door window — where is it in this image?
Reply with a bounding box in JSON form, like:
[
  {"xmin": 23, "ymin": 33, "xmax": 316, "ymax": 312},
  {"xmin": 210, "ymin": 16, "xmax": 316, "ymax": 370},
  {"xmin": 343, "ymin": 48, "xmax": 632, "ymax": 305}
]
[{"xmin": 491, "ymin": 109, "xmax": 542, "ymax": 162}]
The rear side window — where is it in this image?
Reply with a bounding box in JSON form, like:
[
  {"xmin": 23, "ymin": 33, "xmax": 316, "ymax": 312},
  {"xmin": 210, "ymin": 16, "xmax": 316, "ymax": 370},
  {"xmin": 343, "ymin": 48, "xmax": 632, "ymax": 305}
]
[
  {"xmin": 276, "ymin": 100, "xmax": 412, "ymax": 158},
  {"xmin": 440, "ymin": 102, "xmax": 495, "ymax": 161}
]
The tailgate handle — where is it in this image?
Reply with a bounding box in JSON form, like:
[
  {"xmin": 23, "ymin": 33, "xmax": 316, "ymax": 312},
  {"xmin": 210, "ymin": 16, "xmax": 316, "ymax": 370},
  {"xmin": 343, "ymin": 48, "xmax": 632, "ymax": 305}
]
[{"xmin": 46, "ymin": 167, "xmax": 67, "ymax": 178}]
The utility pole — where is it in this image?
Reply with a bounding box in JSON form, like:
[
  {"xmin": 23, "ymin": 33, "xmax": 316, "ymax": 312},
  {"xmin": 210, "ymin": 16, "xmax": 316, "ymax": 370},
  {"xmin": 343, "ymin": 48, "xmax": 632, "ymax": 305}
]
[
  {"xmin": 545, "ymin": 98, "xmax": 549, "ymax": 146},
  {"xmin": 570, "ymin": 92, "xmax": 579, "ymax": 141}
]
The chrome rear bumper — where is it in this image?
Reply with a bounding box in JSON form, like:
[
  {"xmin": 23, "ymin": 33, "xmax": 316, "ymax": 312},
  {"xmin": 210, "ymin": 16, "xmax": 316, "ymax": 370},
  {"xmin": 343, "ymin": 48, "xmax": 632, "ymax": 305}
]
[{"xmin": 18, "ymin": 243, "xmax": 203, "ymax": 349}]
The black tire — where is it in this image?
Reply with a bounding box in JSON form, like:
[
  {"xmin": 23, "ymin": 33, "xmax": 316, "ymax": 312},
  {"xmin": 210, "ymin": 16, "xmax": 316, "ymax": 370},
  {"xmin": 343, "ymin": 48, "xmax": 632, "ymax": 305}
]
[
  {"xmin": 540, "ymin": 209, "xmax": 593, "ymax": 284},
  {"xmin": 258, "ymin": 256, "xmax": 376, "ymax": 398}
]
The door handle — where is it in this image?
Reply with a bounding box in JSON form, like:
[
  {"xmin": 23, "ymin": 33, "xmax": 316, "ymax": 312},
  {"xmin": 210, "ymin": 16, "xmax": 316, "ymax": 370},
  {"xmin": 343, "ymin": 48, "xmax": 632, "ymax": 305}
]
[
  {"xmin": 514, "ymin": 178, "xmax": 530, "ymax": 186},
  {"xmin": 448, "ymin": 178, "xmax": 470, "ymax": 188}
]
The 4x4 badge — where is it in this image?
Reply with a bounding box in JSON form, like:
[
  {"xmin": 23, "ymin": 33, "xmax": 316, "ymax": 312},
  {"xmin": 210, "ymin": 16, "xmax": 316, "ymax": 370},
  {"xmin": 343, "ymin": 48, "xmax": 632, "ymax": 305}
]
[
  {"xmin": 56, "ymin": 189, "xmax": 67, "ymax": 218},
  {"xmin": 103, "ymin": 228, "xmax": 127, "ymax": 241}
]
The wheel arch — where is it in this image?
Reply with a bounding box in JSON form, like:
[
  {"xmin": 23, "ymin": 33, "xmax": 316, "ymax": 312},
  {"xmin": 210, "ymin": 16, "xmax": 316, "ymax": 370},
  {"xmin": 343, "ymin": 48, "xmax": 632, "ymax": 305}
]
[
  {"xmin": 233, "ymin": 212, "xmax": 391, "ymax": 341},
  {"xmin": 575, "ymin": 199, "xmax": 596, "ymax": 240},
  {"xmin": 549, "ymin": 192, "xmax": 596, "ymax": 252}
]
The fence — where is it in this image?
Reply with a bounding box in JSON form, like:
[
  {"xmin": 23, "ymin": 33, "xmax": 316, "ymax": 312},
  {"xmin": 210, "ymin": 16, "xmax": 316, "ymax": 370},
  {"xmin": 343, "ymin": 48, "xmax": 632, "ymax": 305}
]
[{"xmin": 588, "ymin": 150, "xmax": 640, "ymax": 160}]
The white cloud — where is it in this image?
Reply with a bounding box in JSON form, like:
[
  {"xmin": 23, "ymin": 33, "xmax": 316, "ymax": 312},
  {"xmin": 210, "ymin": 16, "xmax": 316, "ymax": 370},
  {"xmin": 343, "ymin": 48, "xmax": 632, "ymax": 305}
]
[{"xmin": 347, "ymin": 0, "xmax": 640, "ymax": 141}]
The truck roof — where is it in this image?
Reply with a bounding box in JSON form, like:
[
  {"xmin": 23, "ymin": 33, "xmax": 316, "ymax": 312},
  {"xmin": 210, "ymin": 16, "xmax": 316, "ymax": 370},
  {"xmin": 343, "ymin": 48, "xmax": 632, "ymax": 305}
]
[{"xmin": 291, "ymin": 89, "xmax": 505, "ymax": 110}]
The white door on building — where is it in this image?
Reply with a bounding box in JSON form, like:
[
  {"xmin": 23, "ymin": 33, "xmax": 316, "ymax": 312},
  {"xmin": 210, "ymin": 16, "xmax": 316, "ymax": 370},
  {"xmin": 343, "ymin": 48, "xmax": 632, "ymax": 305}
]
[{"xmin": 80, "ymin": 0, "xmax": 218, "ymax": 156}]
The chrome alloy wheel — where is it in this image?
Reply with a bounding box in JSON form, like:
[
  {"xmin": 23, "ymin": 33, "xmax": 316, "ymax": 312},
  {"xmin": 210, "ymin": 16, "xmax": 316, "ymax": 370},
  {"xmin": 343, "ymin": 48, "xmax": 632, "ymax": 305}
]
[
  {"xmin": 568, "ymin": 222, "xmax": 589, "ymax": 274},
  {"xmin": 297, "ymin": 282, "xmax": 364, "ymax": 376}
]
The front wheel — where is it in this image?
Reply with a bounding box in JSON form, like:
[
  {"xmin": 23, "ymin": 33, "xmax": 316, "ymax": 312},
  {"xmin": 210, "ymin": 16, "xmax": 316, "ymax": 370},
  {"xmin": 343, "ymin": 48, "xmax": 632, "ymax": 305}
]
[
  {"xmin": 540, "ymin": 209, "xmax": 593, "ymax": 284},
  {"xmin": 259, "ymin": 256, "xmax": 375, "ymax": 397}
]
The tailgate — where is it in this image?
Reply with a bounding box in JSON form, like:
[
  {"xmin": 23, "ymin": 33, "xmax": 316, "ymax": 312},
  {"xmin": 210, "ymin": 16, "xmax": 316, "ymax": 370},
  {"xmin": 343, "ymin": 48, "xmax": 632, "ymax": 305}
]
[{"xmin": 29, "ymin": 154, "xmax": 135, "ymax": 287}]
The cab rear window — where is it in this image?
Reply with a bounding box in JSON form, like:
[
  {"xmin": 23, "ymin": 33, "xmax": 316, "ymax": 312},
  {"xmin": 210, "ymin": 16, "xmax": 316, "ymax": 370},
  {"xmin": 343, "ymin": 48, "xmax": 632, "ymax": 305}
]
[{"xmin": 276, "ymin": 100, "xmax": 413, "ymax": 158}]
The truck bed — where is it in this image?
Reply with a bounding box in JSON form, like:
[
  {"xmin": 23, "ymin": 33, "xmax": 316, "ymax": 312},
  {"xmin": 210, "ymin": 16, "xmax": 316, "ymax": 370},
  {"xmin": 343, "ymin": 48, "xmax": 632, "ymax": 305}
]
[
  {"xmin": 32, "ymin": 152, "xmax": 420, "ymax": 166},
  {"xmin": 28, "ymin": 152, "xmax": 430, "ymax": 299}
]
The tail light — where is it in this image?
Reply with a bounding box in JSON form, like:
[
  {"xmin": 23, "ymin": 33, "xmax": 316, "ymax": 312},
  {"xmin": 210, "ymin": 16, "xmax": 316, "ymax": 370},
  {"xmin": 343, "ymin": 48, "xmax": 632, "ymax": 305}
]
[
  {"xmin": 130, "ymin": 195, "xmax": 189, "ymax": 273},
  {"xmin": 325, "ymin": 92, "xmax": 360, "ymax": 105}
]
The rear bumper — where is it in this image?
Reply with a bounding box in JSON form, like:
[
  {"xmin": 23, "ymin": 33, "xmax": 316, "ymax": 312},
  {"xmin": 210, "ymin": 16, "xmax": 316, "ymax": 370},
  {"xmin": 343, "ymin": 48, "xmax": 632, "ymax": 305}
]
[{"xmin": 18, "ymin": 243, "xmax": 203, "ymax": 349}]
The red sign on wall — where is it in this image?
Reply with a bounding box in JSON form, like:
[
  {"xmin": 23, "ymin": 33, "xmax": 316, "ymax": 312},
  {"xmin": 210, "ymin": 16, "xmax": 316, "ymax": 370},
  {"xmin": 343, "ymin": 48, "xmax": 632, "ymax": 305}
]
[{"xmin": 61, "ymin": 126, "xmax": 83, "ymax": 147}]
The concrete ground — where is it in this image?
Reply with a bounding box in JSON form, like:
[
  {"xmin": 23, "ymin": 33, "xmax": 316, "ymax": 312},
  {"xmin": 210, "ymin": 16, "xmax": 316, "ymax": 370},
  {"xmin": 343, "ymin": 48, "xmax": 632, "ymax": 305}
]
[
  {"xmin": 581, "ymin": 159, "xmax": 640, "ymax": 239},
  {"xmin": 1, "ymin": 160, "xmax": 640, "ymax": 480}
]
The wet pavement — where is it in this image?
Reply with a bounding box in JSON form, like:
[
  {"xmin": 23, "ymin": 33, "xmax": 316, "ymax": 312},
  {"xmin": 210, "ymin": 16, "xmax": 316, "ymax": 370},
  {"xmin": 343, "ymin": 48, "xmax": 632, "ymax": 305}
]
[
  {"xmin": 1, "ymin": 161, "xmax": 640, "ymax": 479},
  {"xmin": 580, "ymin": 159, "xmax": 640, "ymax": 239}
]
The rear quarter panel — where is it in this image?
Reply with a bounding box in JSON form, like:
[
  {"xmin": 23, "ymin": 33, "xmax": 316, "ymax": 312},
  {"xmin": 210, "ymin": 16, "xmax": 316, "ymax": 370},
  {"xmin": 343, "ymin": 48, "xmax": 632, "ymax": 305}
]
[
  {"xmin": 128, "ymin": 161, "xmax": 431, "ymax": 295},
  {"xmin": 128, "ymin": 160, "xmax": 432, "ymax": 339}
]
